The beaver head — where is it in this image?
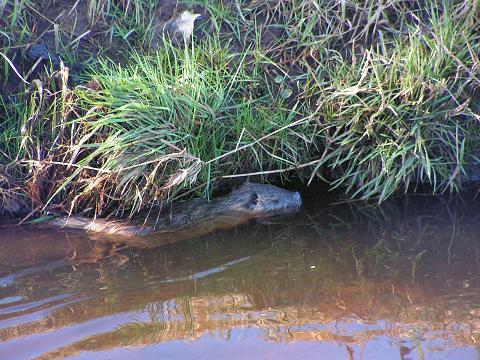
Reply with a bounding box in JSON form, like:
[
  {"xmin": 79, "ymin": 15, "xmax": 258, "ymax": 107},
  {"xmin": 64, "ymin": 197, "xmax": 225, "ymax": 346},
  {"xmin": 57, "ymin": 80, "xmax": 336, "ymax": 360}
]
[{"xmin": 225, "ymin": 182, "xmax": 302, "ymax": 216}]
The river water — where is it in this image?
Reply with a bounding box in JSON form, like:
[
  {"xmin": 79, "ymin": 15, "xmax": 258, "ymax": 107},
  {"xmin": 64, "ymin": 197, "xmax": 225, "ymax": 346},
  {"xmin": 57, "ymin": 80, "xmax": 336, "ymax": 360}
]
[{"xmin": 1, "ymin": 191, "xmax": 480, "ymax": 359}]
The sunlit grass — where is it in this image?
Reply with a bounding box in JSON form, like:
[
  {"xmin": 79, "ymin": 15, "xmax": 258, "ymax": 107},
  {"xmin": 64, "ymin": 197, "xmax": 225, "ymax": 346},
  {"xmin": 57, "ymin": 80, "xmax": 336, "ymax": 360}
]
[{"xmin": 3, "ymin": 38, "xmax": 313, "ymax": 215}]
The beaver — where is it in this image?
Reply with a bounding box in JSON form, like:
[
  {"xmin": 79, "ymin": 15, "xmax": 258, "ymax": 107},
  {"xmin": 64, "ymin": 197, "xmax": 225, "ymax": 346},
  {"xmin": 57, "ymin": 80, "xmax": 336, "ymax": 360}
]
[
  {"xmin": 47, "ymin": 182, "xmax": 302, "ymax": 248},
  {"xmin": 0, "ymin": 183, "xmax": 300, "ymax": 271}
]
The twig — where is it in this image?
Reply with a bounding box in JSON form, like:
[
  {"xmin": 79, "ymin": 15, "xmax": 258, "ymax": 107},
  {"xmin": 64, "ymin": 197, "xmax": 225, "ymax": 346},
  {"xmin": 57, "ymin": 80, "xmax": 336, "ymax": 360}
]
[{"xmin": 206, "ymin": 107, "xmax": 313, "ymax": 165}]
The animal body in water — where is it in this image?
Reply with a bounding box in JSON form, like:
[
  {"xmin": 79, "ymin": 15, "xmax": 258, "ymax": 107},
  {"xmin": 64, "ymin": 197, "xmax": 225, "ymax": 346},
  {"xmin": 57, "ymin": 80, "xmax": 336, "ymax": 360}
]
[
  {"xmin": 47, "ymin": 182, "xmax": 302, "ymax": 248},
  {"xmin": 0, "ymin": 183, "xmax": 300, "ymax": 272}
]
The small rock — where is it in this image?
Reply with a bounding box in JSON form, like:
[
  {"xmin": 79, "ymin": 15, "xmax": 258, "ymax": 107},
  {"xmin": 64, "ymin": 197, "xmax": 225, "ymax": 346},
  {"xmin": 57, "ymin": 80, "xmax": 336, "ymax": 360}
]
[{"xmin": 25, "ymin": 44, "xmax": 61, "ymax": 69}]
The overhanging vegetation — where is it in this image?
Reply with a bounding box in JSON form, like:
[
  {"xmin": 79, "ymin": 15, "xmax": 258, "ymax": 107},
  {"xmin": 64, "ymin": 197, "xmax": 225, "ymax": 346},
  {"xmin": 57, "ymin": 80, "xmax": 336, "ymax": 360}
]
[{"xmin": 1, "ymin": 0, "xmax": 479, "ymax": 217}]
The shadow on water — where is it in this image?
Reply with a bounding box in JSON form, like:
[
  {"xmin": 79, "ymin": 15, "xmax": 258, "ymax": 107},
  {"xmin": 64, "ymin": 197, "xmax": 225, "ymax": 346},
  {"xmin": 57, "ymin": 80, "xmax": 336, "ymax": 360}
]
[{"xmin": 1, "ymin": 191, "xmax": 480, "ymax": 359}]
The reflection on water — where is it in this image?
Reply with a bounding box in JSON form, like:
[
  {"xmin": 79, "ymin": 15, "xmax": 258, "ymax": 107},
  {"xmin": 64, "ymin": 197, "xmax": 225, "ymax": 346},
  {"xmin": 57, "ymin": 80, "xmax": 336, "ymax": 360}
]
[{"xmin": 1, "ymin": 192, "xmax": 480, "ymax": 359}]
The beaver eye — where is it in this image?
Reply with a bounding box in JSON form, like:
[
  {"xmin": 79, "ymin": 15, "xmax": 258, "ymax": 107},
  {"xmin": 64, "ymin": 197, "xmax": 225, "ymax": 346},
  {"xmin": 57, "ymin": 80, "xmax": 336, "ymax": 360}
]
[{"xmin": 246, "ymin": 193, "xmax": 259, "ymax": 209}]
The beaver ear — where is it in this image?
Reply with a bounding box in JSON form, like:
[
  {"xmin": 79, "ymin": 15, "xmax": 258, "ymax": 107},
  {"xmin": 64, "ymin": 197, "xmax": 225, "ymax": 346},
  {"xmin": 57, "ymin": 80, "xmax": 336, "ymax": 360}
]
[{"xmin": 245, "ymin": 193, "xmax": 259, "ymax": 210}]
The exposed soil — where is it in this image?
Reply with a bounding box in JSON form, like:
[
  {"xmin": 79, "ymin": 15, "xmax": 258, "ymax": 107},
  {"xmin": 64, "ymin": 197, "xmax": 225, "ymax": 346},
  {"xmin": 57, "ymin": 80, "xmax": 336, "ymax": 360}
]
[
  {"xmin": 1, "ymin": 0, "xmax": 288, "ymax": 102},
  {"xmin": 1, "ymin": 0, "xmax": 191, "ymax": 100}
]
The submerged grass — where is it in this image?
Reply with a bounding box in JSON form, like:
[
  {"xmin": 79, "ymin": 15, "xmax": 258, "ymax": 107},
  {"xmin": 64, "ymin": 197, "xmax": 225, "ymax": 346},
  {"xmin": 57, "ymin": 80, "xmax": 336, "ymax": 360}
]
[{"xmin": 1, "ymin": 0, "xmax": 479, "ymax": 216}]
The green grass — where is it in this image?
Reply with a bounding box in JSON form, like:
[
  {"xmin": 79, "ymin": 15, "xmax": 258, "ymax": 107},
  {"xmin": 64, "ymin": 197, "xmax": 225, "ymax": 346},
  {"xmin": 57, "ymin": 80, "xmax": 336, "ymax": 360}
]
[
  {"xmin": 87, "ymin": 0, "xmax": 159, "ymax": 47},
  {"xmin": 3, "ymin": 38, "xmax": 314, "ymax": 216},
  {"xmin": 1, "ymin": 0, "xmax": 480, "ymax": 216},
  {"xmin": 0, "ymin": 0, "xmax": 32, "ymax": 87}
]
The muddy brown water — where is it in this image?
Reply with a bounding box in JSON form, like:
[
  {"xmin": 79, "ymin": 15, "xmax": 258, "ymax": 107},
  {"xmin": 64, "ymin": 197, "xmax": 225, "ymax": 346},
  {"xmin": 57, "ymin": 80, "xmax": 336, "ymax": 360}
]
[{"xmin": 1, "ymin": 192, "xmax": 480, "ymax": 359}]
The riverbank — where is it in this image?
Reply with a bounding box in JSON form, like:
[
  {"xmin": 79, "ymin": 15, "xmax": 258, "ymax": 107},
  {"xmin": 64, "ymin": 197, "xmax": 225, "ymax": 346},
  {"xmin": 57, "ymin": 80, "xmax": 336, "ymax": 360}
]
[{"xmin": 1, "ymin": 1, "xmax": 479, "ymax": 219}]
